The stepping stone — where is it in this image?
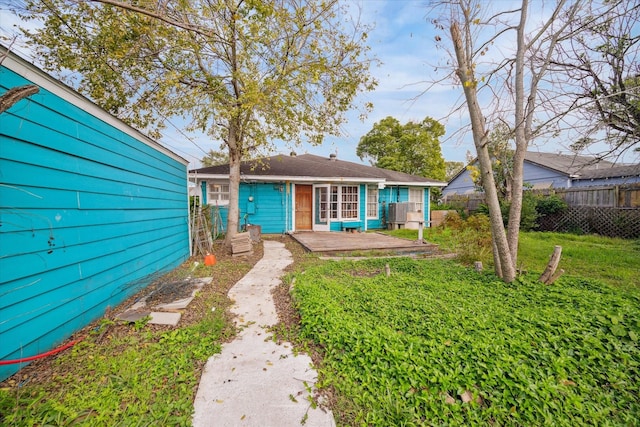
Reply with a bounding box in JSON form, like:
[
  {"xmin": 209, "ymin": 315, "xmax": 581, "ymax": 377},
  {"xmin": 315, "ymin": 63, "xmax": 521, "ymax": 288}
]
[
  {"xmin": 116, "ymin": 310, "xmax": 151, "ymax": 322},
  {"xmin": 149, "ymin": 311, "xmax": 181, "ymax": 326}
]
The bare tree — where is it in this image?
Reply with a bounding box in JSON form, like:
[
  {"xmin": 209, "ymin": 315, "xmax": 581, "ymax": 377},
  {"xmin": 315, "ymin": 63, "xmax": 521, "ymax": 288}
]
[
  {"xmin": 546, "ymin": 1, "xmax": 640, "ymax": 159},
  {"xmin": 434, "ymin": 0, "xmax": 584, "ymax": 281}
]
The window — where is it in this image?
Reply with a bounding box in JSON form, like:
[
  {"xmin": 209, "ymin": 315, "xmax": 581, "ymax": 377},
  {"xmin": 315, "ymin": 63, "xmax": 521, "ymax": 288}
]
[
  {"xmin": 208, "ymin": 183, "xmax": 229, "ymax": 203},
  {"xmin": 330, "ymin": 186, "xmax": 339, "ymax": 219},
  {"xmin": 329, "ymin": 185, "xmax": 359, "ymax": 220},
  {"xmin": 409, "ymin": 188, "xmax": 424, "ymax": 212},
  {"xmin": 341, "ymin": 185, "xmax": 359, "ymax": 219},
  {"xmin": 367, "ymin": 186, "xmax": 379, "ymax": 218}
]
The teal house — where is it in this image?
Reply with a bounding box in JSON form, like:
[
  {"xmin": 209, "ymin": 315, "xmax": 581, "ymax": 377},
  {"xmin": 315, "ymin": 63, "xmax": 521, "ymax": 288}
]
[
  {"xmin": 0, "ymin": 47, "xmax": 190, "ymax": 380},
  {"xmin": 189, "ymin": 153, "xmax": 446, "ymax": 234}
]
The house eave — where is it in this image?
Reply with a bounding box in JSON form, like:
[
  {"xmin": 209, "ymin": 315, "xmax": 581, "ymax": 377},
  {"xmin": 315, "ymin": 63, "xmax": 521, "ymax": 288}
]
[
  {"xmin": 189, "ymin": 173, "xmax": 445, "ymax": 186},
  {"xmin": 1, "ymin": 45, "xmax": 188, "ymax": 166}
]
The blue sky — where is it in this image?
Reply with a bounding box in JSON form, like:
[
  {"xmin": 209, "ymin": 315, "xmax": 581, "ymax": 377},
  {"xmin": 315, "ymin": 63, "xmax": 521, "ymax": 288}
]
[
  {"xmin": 2, "ymin": 1, "xmax": 637, "ymax": 169},
  {"xmin": 1, "ymin": 0, "xmax": 471, "ymax": 169}
]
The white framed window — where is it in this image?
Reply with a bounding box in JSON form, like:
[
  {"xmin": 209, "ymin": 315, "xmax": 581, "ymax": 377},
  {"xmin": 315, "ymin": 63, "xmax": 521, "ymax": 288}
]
[
  {"xmin": 367, "ymin": 186, "xmax": 379, "ymax": 218},
  {"xmin": 330, "ymin": 186, "xmax": 339, "ymax": 219},
  {"xmin": 341, "ymin": 185, "xmax": 359, "ymax": 219},
  {"xmin": 207, "ymin": 183, "xmax": 230, "ymax": 204},
  {"xmin": 329, "ymin": 185, "xmax": 360, "ymax": 220},
  {"xmin": 409, "ymin": 188, "xmax": 424, "ymax": 212}
]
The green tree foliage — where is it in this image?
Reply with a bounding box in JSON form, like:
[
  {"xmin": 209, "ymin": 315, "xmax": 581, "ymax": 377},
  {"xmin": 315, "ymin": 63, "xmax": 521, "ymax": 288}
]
[
  {"xmin": 444, "ymin": 161, "xmax": 464, "ymax": 180},
  {"xmin": 22, "ymin": 0, "xmax": 376, "ymax": 243},
  {"xmin": 356, "ymin": 116, "xmax": 446, "ymax": 180},
  {"xmin": 201, "ymin": 149, "xmax": 229, "ymax": 167}
]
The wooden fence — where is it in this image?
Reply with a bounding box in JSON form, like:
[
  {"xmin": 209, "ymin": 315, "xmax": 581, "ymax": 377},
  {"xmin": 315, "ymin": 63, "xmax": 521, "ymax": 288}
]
[
  {"xmin": 440, "ymin": 183, "xmax": 640, "ymax": 239},
  {"xmin": 442, "ymin": 183, "xmax": 640, "ymax": 210},
  {"xmin": 558, "ymin": 184, "xmax": 640, "ymax": 208}
]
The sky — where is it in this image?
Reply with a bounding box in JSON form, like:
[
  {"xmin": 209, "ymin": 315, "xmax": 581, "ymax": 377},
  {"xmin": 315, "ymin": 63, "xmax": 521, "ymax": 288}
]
[{"xmin": 1, "ymin": 1, "xmax": 637, "ymax": 170}]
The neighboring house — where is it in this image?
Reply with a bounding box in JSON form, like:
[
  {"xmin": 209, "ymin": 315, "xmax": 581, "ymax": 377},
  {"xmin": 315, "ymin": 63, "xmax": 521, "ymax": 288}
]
[
  {"xmin": 189, "ymin": 153, "xmax": 447, "ymax": 234},
  {"xmin": 0, "ymin": 46, "xmax": 190, "ymax": 380},
  {"xmin": 444, "ymin": 151, "xmax": 640, "ymax": 196}
]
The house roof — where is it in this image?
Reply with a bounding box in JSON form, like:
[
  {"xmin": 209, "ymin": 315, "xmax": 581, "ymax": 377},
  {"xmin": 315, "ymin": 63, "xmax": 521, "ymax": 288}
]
[
  {"xmin": 573, "ymin": 163, "xmax": 640, "ymax": 180},
  {"xmin": 447, "ymin": 150, "xmax": 637, "ymax": 184},
  {"xmin": 523, "ymin": 151, "xmax": 616, "ymax": 176},
  {"xmin": 189, "ymin": 153, "xmax": 447, "ymax": 186}
]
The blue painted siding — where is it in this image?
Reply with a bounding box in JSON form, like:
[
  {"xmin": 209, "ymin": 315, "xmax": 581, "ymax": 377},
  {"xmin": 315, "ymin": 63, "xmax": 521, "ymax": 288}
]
[
  {"xmin": 572, "ymin": 176, "xmax": 640, "ymax": 187},
  {"xmin": 0, "ymin": 65, "xmax": 189, "ymax": 380},
  {"xmin": 203, "ymin": 181, "xmax": 430, "ymax": 234},
  {"xmin": 444, "ymin": 168, "xmax": 476, "ymax": 195},
  {"xmin": 241, "ymin": 182, "xmax": 288, "ymax": 234},
  {"xmin": 522, "ymin": 162, "xmax": 569, "ymax": 188}
]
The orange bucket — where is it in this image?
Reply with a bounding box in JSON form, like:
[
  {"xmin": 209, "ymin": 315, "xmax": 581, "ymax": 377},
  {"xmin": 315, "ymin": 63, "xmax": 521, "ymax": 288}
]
[{"xmin": 204, "ymin": 254, "xmax": 217, "ymax": 266}]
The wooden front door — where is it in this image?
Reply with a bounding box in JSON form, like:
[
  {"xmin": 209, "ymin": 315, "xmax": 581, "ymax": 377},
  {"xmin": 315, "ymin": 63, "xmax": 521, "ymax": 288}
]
[{"xmin": 295, "ymin": 185, "xmax": 313, "ymax": 230}]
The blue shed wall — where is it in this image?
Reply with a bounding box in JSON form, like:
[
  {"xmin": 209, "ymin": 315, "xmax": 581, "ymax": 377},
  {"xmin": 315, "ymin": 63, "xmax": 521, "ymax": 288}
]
[{"xmin": 0, "ymin": 67, "xmax": 190, "ymax": 380}]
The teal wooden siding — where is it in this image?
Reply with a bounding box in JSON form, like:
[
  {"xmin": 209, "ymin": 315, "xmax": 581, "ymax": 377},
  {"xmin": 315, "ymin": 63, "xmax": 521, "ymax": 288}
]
[
  {"xmin": 241, "ymin": 182, "xmax": 289, "ymax": 234},
  {"xmin": 204, "ymin": 182, "xmax": 431, "ymax": 234},
  {"xmin": 0, "ymin": 65, "xmax": 189, "ymax": 380}
]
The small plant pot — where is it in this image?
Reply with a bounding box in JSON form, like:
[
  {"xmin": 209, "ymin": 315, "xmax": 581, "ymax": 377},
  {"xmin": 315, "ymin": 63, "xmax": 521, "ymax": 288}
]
[{"xmin": 204, "ymin": 254, "xmax": 216, "ymax": 266}]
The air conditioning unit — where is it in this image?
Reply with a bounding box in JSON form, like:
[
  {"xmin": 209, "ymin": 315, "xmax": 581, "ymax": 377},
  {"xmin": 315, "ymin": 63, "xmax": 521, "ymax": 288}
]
[{"xmin": 388, "ymin": 202, "xmax": 412, "ymax": 224}]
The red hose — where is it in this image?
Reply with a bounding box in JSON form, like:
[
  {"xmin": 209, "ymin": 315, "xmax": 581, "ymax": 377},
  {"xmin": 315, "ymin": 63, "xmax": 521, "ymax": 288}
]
[{"xmin": 0, "ymin": 338, "xmax": 83, "ymax": 365}]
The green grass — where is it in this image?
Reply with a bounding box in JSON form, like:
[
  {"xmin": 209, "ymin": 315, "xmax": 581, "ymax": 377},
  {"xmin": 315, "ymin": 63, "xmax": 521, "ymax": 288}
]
[
  {"xmin": 385, "ymin": 228, "xmax": 639, "ymax": 289},
  {"xmin": 518, "ymin": 232, "xmax": 640, "ymax": 290},
  {"xmin": 0, "ymin": 313, "xmax": 226, "ymax": 426},
  {"xmin": 292, "ymin": 258, "xmax": 640, "ymax": 426}
]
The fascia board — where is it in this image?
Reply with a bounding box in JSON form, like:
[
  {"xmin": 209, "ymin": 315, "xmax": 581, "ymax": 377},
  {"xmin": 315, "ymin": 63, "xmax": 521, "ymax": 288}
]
[
  {"xmin": 189, "ymin": 173, "xmax": 383, "ymax": 183},
  {"xmin": 385, "ymin": 181, "xmax": 448, "ymax": 187}
]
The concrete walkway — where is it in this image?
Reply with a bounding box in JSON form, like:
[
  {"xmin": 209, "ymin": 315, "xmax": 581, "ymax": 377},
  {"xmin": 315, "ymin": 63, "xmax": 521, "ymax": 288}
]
[{"xmin": 193, "ymin": 240, "xmax": 335, "ymax": 427}]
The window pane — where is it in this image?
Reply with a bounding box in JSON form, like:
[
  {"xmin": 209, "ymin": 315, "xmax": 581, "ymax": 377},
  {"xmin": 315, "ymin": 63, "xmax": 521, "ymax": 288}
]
[
  {"xmin": 208, "ymin": 182, "xmax": 230, "ymax": 203},
  {"xmin": 409, "ymin": 188, "xmax": 423, "ymax": 211},
  {"xmin": 367, "ymin": 186, "xmax": 378, "ymax": 218},
  {"xmin": 341, "ymin": 185, "xmax": 358, "ymax": 219},
  {"xmin": 330, "ymin": 186, "xmax": 338, "ymax": 219}
]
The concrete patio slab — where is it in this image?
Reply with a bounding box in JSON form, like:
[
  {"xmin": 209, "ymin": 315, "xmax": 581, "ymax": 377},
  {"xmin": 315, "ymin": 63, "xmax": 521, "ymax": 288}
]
[{"xmin": 116, "ymin": 310, "xmax": 150, "ymax": 323}]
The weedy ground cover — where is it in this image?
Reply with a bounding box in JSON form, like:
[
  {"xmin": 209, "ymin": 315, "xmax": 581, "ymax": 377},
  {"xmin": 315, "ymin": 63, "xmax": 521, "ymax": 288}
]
[
  {"xmin": 291, "ymin": 257, "xmax": 640, "ymax": 426},
  {"xmin": 386, "ymin": 228, "xmax": 639, "ymax": 289},
  {"xmin": 518, "ymin": 232, "xmax": 640, "ymax": 290},
  {"xmin": 0, "ymin": 247, "xmax": 262, "ymax": 426}
]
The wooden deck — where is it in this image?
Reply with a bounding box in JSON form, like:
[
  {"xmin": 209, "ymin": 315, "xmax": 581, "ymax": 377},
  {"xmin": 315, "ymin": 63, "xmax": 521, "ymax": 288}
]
[{"xmin": 290, "ymin": 231, "xmax": 439, "ymax": 254}]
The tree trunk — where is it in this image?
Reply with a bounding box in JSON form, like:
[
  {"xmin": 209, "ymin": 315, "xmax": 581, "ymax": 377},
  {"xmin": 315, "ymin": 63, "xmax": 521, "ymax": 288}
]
[
  {"xmin": 225, "ymin": 123, "xmax": 241, "ymax": 246},
  {"xmin": 540, "ymin": 245, "xmax": 563, "ymax": 284},
  {"xmin": 506, "ymin": 0, "xmax": 529, "ymax": 268},
  {"xmin": 450, "ymin": 21, "xmax": 516, "ymax": 282}
]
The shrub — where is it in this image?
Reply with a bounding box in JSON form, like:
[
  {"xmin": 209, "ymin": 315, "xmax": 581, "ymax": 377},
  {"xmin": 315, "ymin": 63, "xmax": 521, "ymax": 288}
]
[
  {"xmin": 440, "ymin": 211, "xmax": 465, "ymax": 230},
  {"xmin": 439, "ymin": 213, "xmax": 492, "ymax": 265},
  {"xmin": 535, "ymin": 193, "xmax": 568, "ymax": 220}
]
